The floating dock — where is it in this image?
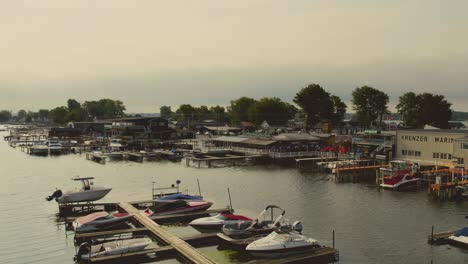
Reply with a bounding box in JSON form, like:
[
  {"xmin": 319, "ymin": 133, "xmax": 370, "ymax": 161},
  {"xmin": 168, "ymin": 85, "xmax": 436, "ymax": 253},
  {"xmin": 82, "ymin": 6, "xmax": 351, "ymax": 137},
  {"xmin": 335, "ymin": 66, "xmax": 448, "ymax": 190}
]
[{"xmin": 118, "ymin": 202, "xmax": 217, "ymax": 264}]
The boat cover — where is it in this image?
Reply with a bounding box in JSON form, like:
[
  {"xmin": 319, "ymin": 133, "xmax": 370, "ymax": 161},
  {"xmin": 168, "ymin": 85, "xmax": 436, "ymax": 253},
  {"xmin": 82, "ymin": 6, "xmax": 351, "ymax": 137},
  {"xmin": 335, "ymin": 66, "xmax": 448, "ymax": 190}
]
[
  {"xmin": 222, "ymin": 214, "xmax": 253, "ymax": 221},
  {"xmin": 158, "ymin": 193, "xmax": 203, "ymax": 201},
  {"xmin": 455, "ymin": 227, "xmax": 468, "ymax": 237},
  {"xmin": 76, "ymin": 212, "xmax": 109, "ymax": 224}
]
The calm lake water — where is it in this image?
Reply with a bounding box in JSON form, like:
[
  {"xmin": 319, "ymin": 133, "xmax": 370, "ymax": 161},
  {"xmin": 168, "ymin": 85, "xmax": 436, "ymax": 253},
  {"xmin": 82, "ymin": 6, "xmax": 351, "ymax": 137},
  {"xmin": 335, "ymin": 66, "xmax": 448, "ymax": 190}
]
[{"xmin": 1, "ymin": 127, "xmax": 468, "ymax": 264}]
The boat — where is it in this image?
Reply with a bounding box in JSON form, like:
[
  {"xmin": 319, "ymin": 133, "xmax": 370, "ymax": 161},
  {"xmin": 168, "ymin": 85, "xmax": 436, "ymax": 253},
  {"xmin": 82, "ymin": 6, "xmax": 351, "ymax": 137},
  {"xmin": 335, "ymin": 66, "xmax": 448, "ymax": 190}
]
[
  {"xmin": 73, "ymin": 208, "xmax": 154, "ymax": 233},
  {"xmin": 380, "ymin": 170, "xmax": 419, "ymax": 190},
  {"xmin": 75, "ymin": 237, "xmax": 153, "ymax": 261},
  {"xmin": 108, "ymin": 139, "xmax": 124, "ymax": 159},
  {"xmin": 46, "ymin": 139, "xmax": 63, "ymax": 155},
  {"xmin": 150, "ymin": 199, "xmax": 212, "ymax": 215},
  {"xmin": 222, "ymin": 205, "xmax": 287, "ymax": 238},
  {"xmin": 448, "ymin": 227, "xmax": 468, "ymax": 248},
  {"xmin": 189, "ymin": 213, "xmax": 253, "ymax": 232},
  {"xmin": 157, "ymin": 193, "xmax": 203, "ymax": 201},
  {"xmin": 246, "ymin": 231, "xmax": 321, "ymax": 258},
  {"xmin": 46, "ymin": 177, "xmax": 112, "ymax": 203},
  {"xmin": 29, "ymin": 143, "xmax": 49, "ymax": 156}
]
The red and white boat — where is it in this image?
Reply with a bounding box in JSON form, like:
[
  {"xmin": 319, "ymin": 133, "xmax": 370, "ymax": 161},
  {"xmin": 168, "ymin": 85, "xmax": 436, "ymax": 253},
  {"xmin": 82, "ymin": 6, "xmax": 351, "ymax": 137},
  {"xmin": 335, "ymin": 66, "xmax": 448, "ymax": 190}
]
[
  {"xmin": 380, "ymin": 169, "xmax": 420, "ymax": 190},
  {"xmin": 151, "ymin": 200, "xmax": 213, "ymax": 215},
  {"xmin": 73, "ymin": 208, "xmax": 154, "ymax": 232}
]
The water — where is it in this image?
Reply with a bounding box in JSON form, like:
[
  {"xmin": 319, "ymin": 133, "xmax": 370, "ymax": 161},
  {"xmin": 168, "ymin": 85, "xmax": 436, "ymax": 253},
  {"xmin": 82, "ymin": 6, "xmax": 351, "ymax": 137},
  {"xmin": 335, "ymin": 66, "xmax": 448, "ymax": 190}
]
[{"xmin": 1, "ymin": 127, "xmax": 468, "ymax": 264}]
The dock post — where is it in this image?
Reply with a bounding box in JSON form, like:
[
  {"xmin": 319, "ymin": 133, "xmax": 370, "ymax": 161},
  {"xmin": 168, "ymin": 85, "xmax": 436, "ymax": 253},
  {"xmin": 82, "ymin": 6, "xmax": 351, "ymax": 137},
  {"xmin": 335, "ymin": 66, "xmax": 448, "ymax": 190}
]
[
  {"xmin": 197, "ymin": 179, "xmax": 202, "ymax": 197},
  {"xmin": 227, "ymin": 188, "xmax": 233, "ymax": 213},
  {"xmin": 333, "ymin": 229, "xmax": 335, "ymax": 249},
  {"xmin": 431, "ymin": 225, "xmax": 434, "ymax": 243}
]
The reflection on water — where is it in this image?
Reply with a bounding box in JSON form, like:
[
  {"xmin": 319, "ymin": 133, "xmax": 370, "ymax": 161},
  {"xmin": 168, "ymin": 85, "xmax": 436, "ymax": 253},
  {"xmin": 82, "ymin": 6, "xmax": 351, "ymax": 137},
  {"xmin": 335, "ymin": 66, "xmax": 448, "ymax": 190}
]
[{"xmin": 0, "ymin": 128, "xmax": 468, "ymax": 263}]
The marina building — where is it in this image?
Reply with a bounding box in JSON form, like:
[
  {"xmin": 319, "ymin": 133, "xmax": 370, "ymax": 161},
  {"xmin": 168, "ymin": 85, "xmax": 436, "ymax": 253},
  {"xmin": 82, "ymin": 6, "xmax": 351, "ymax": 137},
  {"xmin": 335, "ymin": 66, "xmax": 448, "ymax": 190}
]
[{"xmin": 395, "ymin": 129, "xmax": 468, "ymax": 169}]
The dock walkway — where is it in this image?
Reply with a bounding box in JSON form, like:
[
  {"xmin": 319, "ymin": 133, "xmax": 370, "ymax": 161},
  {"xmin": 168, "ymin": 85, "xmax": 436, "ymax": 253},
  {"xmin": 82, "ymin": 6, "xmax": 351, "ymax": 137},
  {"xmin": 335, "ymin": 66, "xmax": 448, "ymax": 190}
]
[{"xmin": 118, "ymin": 202, "xmax": 217, "ymax": 264}]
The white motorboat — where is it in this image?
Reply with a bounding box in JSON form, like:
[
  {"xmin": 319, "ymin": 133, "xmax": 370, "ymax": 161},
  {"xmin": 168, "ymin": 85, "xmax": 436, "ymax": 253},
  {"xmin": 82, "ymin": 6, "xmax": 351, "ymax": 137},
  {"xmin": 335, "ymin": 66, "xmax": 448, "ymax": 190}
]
[
  {"xmin": 46, "ymin": 177, "xmax": 112, "ymax": 203},
  {"xmin": 75, "ymin": 237, "xmax": 153, "ymax": 261},
  {"xmin": 46, "ymin": 139, "xmax": 63, "ymax": 155},
  {"xmin": 189, "ymin": 213, "xmax": 253, "ymax": 232},
  {"xmin": 222, "ymin": 205, "xmax": 287, "ymax": 238},
  {"xmin": 246, "ymin": 231, "xmax": 321, "ymax": 258},
  {"xmin": 73, "ymin": 208, "xmax": 154, "ymax": 232},
  {"xmin": 108, "ymin": 139, "xmax": 124, "ymax": 158}
]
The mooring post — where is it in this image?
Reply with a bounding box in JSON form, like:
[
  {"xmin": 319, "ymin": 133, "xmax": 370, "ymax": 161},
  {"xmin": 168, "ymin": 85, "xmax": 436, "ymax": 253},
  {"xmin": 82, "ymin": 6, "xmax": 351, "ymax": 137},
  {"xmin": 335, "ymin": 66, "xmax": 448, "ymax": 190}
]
[
  {"xmin": 333, "ymin": 229, "xmax": 335, "ymax": 248},
  {"xmin": 227, "ymin": 187, "xmax": 233, "ymax": 212},
  {"xmin": 197, "ymin": 178, "xmax": 202, "ymax": 197},
  {"xmin": 431, "ymin": 225, "xmax": 434, "ymax": 243}
]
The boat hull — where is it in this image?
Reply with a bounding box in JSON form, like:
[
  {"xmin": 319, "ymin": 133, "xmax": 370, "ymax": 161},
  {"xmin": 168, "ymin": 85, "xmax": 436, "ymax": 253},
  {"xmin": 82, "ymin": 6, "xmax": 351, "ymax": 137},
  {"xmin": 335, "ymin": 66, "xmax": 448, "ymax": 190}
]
[
  {"xmin": 154, "ymin": 202, "xmax": 212, "ymax": 215},
  {"xmin": 79, "ymin": 238, "xmax": 152, "ymax": 260},
  {"xmin": 380, "ymin": 179, "xmax": 419, "ymax": 191},
  {"xmin": 57, "ymin": 188, "xmax": 112, "ymax": 203}
]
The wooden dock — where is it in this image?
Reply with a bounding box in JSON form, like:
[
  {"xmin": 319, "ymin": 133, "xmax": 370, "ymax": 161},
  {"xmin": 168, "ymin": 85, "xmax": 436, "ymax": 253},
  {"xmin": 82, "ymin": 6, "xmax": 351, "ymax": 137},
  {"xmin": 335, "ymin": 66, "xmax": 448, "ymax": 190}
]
[
  {"xmin": 118, "ymin": 202, "xmax": 217, "ymax": 264},
  {"xmin": 428, "ymin": 226, "xmax": 461, "ymax": 245},
  {"xmin": 335, "ymin": 164, "xmax": 387, "ymax": 183}
]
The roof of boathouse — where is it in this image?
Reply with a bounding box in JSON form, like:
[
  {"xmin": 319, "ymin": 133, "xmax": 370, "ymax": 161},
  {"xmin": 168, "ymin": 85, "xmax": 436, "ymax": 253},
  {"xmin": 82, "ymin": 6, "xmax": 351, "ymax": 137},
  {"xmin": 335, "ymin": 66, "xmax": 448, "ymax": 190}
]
[
  {"xmin": 273, "ymin": 133, "xmax": 320, "ymax": 141},
  {"xmin": 211, "ymin": 136, "xmax": 276, "ymax": 146}
]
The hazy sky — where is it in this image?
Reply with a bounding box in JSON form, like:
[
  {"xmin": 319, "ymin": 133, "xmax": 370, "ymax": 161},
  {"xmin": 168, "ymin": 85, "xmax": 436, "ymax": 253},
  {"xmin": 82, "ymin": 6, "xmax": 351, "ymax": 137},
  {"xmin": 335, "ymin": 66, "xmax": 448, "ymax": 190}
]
[{"xmin": 1, "ymin": 0, "xmax": 467, "ymax": 113}]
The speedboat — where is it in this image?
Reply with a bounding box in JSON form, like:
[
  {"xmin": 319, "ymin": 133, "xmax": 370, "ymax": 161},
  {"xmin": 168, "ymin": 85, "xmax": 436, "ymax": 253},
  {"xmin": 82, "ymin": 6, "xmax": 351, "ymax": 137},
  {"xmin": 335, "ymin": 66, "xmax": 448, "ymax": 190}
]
[
  {"xmin": 46, "ymin": 177, "xmax": 112, "ymax": 203},
  {"xmin": 246, "ymin": 231, "xmax": 321, "ymax": 258},
  {"xmin": 157, "ymin": 193, "xmax": 203, "ymax": 201},
  {"xmin": 73, "ymin": 208, "xmax": 154, "ymax": 233},
  {"xmin": 75, "ymin": 237, "xmax": 153, "ymax": 261},
  {"xmin": 222, "ymin": 205, "xmax": 287, "ymax": 238},
  {"xmin": 448, "ymin": 227, "xmax": 468, "ymax": 248},
  {"xmin": 151, "ymin": 200, "xmax": 212, "ymax": 215},
  {"xmin": 108, "ymin": 139, "xmax": 124, "ymax": 159},
  {"xmin": 189, "ymin": 213, "xmax": 253, "ymax": 232},
  {"xmin": 380, "ymin": 169, "xmax": 419, "ymax": 190}
]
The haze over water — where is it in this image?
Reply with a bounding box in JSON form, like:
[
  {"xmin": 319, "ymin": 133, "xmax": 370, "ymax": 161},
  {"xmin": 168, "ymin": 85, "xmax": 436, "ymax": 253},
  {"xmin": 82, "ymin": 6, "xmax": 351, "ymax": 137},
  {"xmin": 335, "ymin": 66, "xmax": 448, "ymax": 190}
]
[{"xmin": 0, "ymin": 126, "xmax": 467, "ymax": 264}]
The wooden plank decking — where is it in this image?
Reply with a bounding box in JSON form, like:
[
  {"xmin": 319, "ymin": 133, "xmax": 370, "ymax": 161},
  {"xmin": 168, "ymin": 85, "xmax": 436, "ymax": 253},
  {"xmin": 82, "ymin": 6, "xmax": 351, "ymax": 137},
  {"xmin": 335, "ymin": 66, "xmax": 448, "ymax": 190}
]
[{"xmin": 118, "ymin": 202, "xmax": 217, "ymax": 264}]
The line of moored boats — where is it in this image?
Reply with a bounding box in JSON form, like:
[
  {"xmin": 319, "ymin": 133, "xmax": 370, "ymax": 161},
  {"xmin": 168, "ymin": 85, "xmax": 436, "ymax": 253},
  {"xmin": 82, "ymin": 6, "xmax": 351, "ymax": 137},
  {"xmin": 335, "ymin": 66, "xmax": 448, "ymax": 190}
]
[{"xmin": 46, "ymin": 177, "xmax": 325, "ymax": 261}]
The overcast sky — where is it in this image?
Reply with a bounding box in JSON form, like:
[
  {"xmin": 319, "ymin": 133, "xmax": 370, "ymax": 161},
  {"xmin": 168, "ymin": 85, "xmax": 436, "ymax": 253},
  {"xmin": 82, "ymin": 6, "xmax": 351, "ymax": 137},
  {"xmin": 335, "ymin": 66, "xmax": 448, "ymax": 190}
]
[{"xmin": 1, "ymin": 1, "xmax": 467, "ymax": 113}]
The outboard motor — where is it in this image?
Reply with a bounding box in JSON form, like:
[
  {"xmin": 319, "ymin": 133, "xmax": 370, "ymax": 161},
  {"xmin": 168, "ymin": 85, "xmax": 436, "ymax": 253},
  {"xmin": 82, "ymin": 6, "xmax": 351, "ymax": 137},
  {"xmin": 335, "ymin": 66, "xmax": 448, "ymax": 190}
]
[
  {"xmin": 74, "ymin": 242, "xmax": 91, "ymax": 262},
  {"xmin": 292, "ymin": 221, "xmax": 303, "ymax": 234},
  {"xmin": 46, "ymin": 189, "xmax": 62, "ymax": 201}
]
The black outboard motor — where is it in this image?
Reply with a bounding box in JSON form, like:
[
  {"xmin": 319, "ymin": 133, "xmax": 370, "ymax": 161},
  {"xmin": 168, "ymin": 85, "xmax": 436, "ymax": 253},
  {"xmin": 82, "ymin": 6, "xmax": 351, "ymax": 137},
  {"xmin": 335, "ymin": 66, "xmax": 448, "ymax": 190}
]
[
  {"xmin": 74, "ymin": 242, "xmax": 91, "ymax": 261},
  {"xmin": 46, "ymin": 189, "xmax": 63, "ymax": 201},
  {"xmin": 292, "ymin": 221, "xmax": 303, "ymax": 234}
]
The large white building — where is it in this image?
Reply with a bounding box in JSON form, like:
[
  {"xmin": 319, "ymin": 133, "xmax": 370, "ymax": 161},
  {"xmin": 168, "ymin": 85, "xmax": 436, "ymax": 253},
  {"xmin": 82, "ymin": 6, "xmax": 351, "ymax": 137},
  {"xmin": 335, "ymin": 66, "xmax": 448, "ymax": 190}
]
[{"xmin": 395, "ymin": 129, "xmax": 468, "ymax": 169}]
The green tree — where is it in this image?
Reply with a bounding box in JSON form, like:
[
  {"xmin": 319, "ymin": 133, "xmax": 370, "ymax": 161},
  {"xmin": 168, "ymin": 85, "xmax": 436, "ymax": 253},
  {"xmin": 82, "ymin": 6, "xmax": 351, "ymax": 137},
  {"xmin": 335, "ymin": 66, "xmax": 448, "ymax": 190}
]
[
  {"xmin": 293, "ymin": 84, "xmax": 337, "ymax": 129},
  {"xmin": 330, "ymin": 95, "xmax": 347, "ymax": 127},
  {"xmin": 83, "ymin": 99, "xmax": 126, "ymax": 120},
  {"xmin": 159, "ymin": 106, "xmax": 173, "ymax": 119},
  {"xmin": 397, "ymin": 92, "xmax": 452, "ymax": 129},
  {"xmin": 67, "ymin": 99, "xmax": 81, "ymax": 111},
  {"xmin": 175, "ymin": 104, "xmax": 195, "ymax": 126},
  {"xmin": 0, "ymin": 110, "xmax": 12, "ymax": 122},
  {"xmin": 209, "ymin": 105, "xmax": 227, "ymax": 123},
  {"xmin": 48, "ymin": 107, "xmax": 69, "ymax": 125},
  {"xmin": 227, "ymin": 97, "xmax": 257, "ymax": 124},
  {"xmin": 248, "ymin": 97, "xmax": 296, "ymax": 125},
  {"xmin": 351, "ymin": 86, "xmax": 389, "ymax": 127},
  {"xmin": 17, "ymin": 109, "xmax": 27, "ymax": 121},
  {"xmin": 194, "ymin": 105, "xmax": 211, "ymax": 121},
  {"xmin": 396, "ymin": 92, "xmax": 419, "ymax": 127},
  {"xmin": 38, "ymin": 109, "xmax": 50, "ymax": 121}
]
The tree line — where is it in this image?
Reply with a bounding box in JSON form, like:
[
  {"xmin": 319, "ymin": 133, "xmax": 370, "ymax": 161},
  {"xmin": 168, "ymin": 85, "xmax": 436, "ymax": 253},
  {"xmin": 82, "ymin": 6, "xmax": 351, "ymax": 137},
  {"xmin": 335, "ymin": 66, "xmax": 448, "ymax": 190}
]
[
  {"xmin": 0, "ymin": 99, "xmax": 126, "ymax": 124},
  {"xmin": 160, "ymin": 84, "xmax": 455, "ymax": 129},
  {"xmin": 0, "ymin": 85, "xmax": 457, "ymax": 129}
]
